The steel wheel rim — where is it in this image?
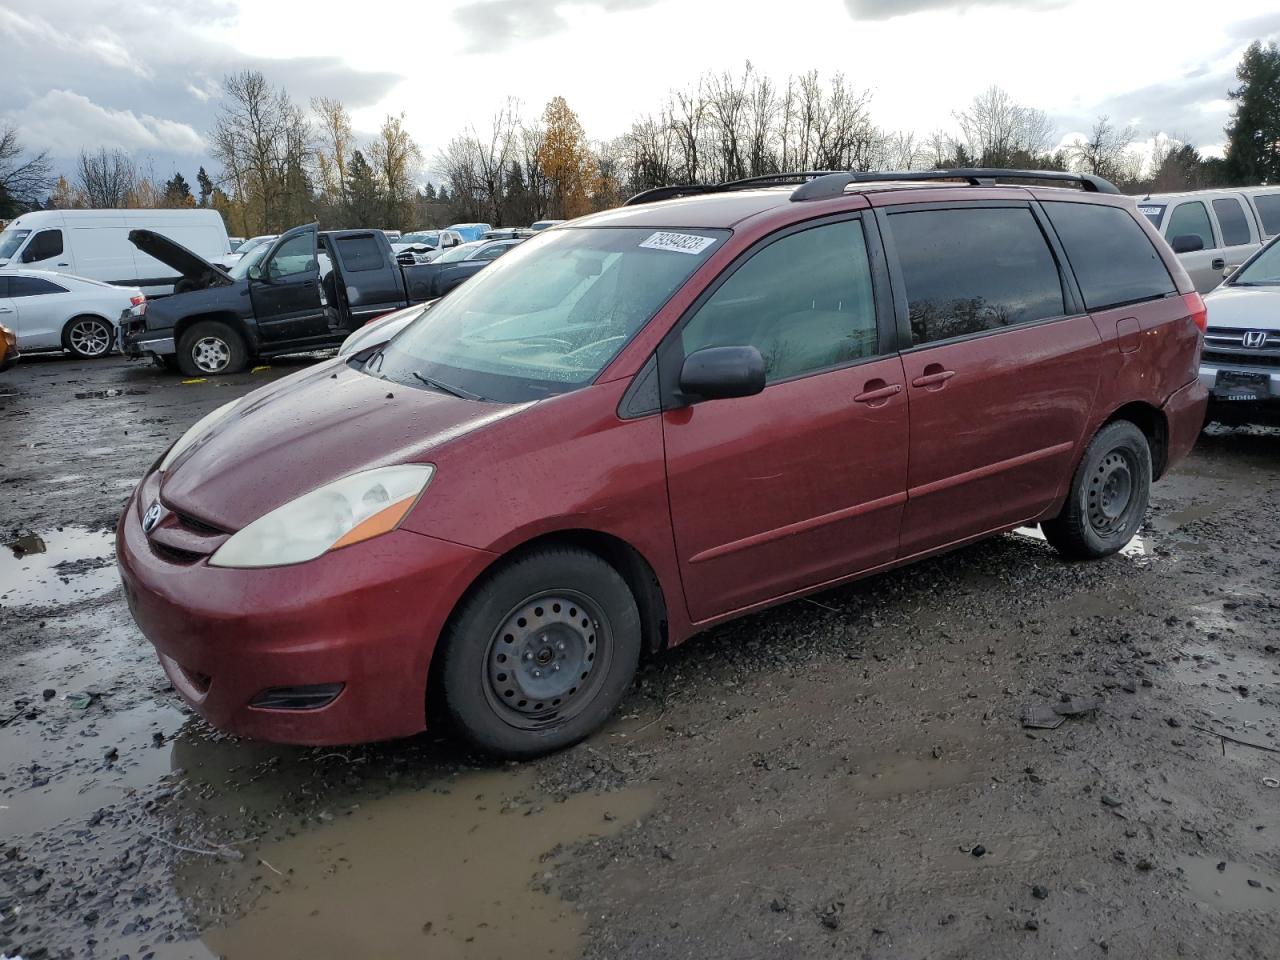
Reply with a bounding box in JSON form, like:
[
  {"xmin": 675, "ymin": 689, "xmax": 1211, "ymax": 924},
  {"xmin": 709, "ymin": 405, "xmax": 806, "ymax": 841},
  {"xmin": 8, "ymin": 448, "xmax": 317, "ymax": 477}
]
[
  {"xmin": 70, "ymin": 320, "xmax": 110, "ymax": 357},
  {"xmin": 483, "ymin": 590, "xmax": 612, "ymax": 730},
  {"xmin": 1087, "ymin": 449, "xmax": 1135, "ymax": 536},
  {"xmin": 192, "ymin": 336, "xmax": 230, "ymax": 373}
]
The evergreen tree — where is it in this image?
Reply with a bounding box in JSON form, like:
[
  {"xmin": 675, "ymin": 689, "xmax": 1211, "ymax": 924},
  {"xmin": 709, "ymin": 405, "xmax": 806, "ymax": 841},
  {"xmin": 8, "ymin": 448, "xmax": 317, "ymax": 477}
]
[
  {"xmin": 163, "ymin": 172, "xmax": 194, "ymax": 207},
  {"xmin": 196, "ymin": 166, "xmax": 214, "ymax": 207},
  {"xmin": 1224, "ymin": 40, "xmax": 1280, "ymax": 185},
  {"xmin": 347, "ymin": 150, "xmax": 381, "ymax": 226}
]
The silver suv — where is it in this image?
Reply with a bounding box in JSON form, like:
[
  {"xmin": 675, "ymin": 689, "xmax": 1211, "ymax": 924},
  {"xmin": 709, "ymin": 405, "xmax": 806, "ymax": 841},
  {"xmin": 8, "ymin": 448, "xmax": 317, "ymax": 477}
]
[
  {"xmin": 1138, "ymin": 187, "xmax": 1280, "ymax": 293},
  {"xmin": 1201, "ymin": 233, "xmax": 1280, "ymax": 424}
]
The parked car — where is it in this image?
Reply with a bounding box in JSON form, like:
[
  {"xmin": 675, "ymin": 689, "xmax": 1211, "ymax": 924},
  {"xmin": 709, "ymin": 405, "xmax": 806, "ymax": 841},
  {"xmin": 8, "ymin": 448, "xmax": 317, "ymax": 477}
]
[
  {"xmin": 337, "ymin": 302, "xmax": 433, "ymax": 357},
  {"xmin": 0, "ymin": 209, "xmax": 230, "ymax": 298},
  {"xmin": 120, "ymin": 225, "xmax": 453, "ymax": 376},
  {"xmin": 530, "ymin": 220, "xmax": 566, "ymax": 232},
  {"xmin": 228, "ymin": 237, "xmax": 246, "ymax": 252},
  {"xmin": 445, "ymin": 222, "xmax": 494, "ymax": 243},
  {"xmin": 0, "ymin": 323, "xmax": 17, "ymax": 372},
  {"xmin": 1200, "ymin": 233, "xmax": 1280, "ymax": 425},
  {"xmin": 483, "ymin": 228, "xmax": 535, "ymax": 240},
  {"xmin": 116, "ymin": 168, "xmax": 1207, "ymax": 758},
  {"xmin": 212, "ymin": 234, "xmax": 276, "ymax": 270},
  {"xmin": 1137, "ymin": 186, "xmax": 1280, "ymax": 293},
  {"xmin": 0, "ymin": 269, "xmax": 143, "ymax": 359},
  {"xmin": 392, "ymin": 230, "xmax": 464, "ymax": 266}
]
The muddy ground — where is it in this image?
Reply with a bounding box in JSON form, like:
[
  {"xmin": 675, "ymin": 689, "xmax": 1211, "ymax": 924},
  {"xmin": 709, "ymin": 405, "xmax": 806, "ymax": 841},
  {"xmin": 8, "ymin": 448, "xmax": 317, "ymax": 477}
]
[{"xmin": 1, "ymin": 351, "xmax": 1277, "ymax": 960}]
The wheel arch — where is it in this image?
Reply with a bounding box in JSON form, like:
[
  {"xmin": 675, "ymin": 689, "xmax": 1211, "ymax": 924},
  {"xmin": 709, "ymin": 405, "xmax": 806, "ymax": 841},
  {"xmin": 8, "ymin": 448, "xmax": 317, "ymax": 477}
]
[{"xmin": 1101, "ymin": 401, "xmax": 1169, "ymax": 478}]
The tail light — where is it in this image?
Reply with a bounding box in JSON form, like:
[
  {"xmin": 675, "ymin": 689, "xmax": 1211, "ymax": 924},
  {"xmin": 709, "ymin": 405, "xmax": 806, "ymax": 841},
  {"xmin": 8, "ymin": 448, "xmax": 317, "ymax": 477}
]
[
  {"xmin": 130, "ymin": 294, "xmax": 146, "ymax": 306},
  {"xmin": 1182, "ymin": 291, "xmax": 1207, "ymax": 333}
]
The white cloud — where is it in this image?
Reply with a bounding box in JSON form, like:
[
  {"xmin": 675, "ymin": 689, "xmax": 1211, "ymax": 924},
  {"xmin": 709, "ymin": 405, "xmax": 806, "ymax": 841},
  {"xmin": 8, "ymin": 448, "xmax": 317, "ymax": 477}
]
[{"xmin": 6, "ymin": 90, "xmax": 206, "ymax": 156}]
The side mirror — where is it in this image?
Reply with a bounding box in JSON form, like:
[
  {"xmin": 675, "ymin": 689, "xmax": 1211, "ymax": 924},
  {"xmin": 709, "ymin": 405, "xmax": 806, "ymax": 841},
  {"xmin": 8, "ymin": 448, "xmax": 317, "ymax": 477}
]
[
  {"xmin": 678, "ymin": 345, "xmax": 766, "ymax": 403},
  {"xmin": 247, "ymin": 264, "xmax": 265, "ymax": 281},
  {"xmin": 1171, "ymin": 234, "xmax": 1205, "ymax": 254}
]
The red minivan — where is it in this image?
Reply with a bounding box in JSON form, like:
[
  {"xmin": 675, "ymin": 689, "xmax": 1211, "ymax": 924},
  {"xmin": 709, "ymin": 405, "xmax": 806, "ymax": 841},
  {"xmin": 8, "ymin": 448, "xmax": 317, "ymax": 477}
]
[{"xmin": 117, "ymin": 170, "xmax": 1208, "ymax": 757}]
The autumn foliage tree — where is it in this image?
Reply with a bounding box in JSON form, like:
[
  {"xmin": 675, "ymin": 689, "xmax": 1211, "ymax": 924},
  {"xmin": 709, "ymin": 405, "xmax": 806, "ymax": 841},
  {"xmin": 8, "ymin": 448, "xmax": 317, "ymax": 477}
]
[{"xmin": 537, "ymin": 97, "xmax": 597, "ymax": 219}]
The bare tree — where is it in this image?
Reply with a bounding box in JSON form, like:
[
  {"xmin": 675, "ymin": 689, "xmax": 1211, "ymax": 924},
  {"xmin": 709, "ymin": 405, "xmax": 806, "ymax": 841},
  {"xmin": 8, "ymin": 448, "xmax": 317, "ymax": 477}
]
[
  {"xmin": 955, "ymin": 85, "xmax": 1057, "ymax": 167},
  {"xmin": 76, "ymin": 148, "xmax": 136, "ymax": 207},
  {"xmin": 670, "ymin": 85, "xmax": 707, "ymax": 184},
  {"xmin": 705, "ymin": 64, "xmax": 752, "ymax": 181},
  {"xmin": 1067, "ymin": 115, "xmax": 1139, "ymax": 182},
  {"xmin": 0, "ymin": 124, "xmax": 53, "ymax": 216},
  {"xmin": 521, "ymin": 121, "xmax": 549, "ymax": 220},
  {"xmin": 369, "ymin": 112, "xmax": 422, "ymax": 228},
  {"xmin": 312, "ymin": 96, "xmax": 353, "ymax": 218}
]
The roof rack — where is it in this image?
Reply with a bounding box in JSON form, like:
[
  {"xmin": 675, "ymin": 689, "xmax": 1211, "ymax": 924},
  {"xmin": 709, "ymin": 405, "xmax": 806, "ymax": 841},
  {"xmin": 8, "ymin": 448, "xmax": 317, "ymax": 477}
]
[{"xmin": 624, "ymin": 168, "xmax": 1121, "ymax": 207}]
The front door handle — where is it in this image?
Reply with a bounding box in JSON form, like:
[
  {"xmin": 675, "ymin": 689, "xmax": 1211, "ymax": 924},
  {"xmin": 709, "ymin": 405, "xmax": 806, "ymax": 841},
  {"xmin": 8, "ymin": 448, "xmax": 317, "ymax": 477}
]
[
  {"xmin": 911, "ymin": 365, "xmax": 956, "ymax": 390},
  {"xmin": 1211, "ymin": 258, "xmax": 1225, "ymax": 270},
  {"xmin": 853, "ymin": 381, "xmax": 902, "ymax": 404},
  {"xmin": 0, "ymin": 307, "xmax": 12, "ymax": 314}
]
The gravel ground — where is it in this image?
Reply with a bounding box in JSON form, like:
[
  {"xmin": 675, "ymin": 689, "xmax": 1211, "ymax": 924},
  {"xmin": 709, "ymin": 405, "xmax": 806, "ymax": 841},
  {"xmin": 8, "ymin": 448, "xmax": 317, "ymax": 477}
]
[{"xmin": 1, "ymin": 352, "xmax": 1277, "ymax": 960}]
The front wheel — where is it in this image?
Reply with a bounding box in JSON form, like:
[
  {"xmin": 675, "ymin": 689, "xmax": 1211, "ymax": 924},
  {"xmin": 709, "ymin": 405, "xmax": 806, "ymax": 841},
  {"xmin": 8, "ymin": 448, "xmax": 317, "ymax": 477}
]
[
  {"xmin": 64, "ymin": 316, "xmax": 114, "ymax": 359},
  {"xmin": 438, "ymin": 547, "xmax": 641, "ymax": 758},
  {"xmin": 177, "ymin": 321, "xmax": 248, "ymax": 376},
  {"xmin": 1042, "ymin": 420, "xmax": 1152, "ymax": 560}
]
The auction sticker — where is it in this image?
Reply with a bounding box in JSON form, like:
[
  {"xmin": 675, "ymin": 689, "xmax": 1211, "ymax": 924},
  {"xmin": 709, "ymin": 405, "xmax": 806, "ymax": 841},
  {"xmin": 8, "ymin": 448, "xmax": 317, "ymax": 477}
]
[{"xmin": 639, "ymin": 232, "xmax": 717, "ymax": 255}]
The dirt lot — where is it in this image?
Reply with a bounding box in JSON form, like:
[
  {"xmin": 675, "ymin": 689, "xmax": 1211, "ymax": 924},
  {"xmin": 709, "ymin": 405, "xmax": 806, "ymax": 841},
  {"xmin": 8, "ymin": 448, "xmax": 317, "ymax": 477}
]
[{"xmin": 1, "ymin": 351, "xmax": 1278, "ymax": 960}]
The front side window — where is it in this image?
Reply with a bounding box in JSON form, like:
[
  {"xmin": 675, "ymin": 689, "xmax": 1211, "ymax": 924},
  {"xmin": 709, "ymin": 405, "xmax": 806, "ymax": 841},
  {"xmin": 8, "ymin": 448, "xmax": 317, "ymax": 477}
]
[
  {"xmin": 23, "ymin": 229, "xmax": 63, "ymax": 262},
  {"xmin": 265, "ymin": 232, "xmax": 316, "ymax": 279},
  {"xmin": 335, "ymin": 235, "xmax": 384, "ymax": 272},
  {"xmin": 368, "ymin": 226, "xmax": 727, "ymax": 403},
  {"xmin": 1043, "ymin": 202, "xmax": 1176, "ymax": 311},
  {"xmin": 1166, "ymin": 201, "xmax": 1215, "ymax": 249},
  {"xmin": 1213, "ymin": 198, "xmax": 1252, "ymax": 247},
  {"xmin": 680, "ymin": 219, "xmax": 878, "ymax": 382},
  {"xmin": 890, "ymin": 207, "xmax": 1065, "ymax": 346},
  {"xmin": 1234, "ymin": 240, "xmax": 1280, "ymax": 286},
  {"xmin": 10, "ymin": 276, "xmax": 68, "ymax": 297}
]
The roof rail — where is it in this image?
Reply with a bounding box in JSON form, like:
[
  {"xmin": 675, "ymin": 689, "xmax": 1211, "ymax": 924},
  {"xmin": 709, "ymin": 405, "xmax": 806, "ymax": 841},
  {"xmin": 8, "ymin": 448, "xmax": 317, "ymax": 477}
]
[
  {"xmin": 820, "ymin": 168, "xmax": 1121, "ymax": 197},
  {"xmin": 623, "ymin": 171, "xmax": 845, "ymax": 206}
]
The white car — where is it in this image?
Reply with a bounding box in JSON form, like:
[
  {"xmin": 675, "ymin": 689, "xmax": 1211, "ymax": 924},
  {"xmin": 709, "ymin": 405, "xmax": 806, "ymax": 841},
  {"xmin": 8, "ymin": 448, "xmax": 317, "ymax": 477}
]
[
  {"xmin": 337, "ymin": 301, "xmax": 433, "ymax": 357},
  {"xmin": 1201, "ymin": 234, "xmax": 1280, "ymax": 423},
  {"xmin": 0, "ymin": 269, "xmax": 143, "ymax": 359},
  {"xmin": 212, "ymin": 234, "xmax": 277, "ymax": 270}
]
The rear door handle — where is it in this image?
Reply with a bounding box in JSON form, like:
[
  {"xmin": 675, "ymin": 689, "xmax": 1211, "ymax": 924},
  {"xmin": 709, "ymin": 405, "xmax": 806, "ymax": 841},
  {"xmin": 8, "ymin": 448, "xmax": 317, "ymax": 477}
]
[
  {"xmin": 1211, "ymin": 258, "xmax": 1225, "ymax": 270},
  {"xmin": 853, "ymin": 382, "xmax": 902, "ymax": 404},
  {"xmin": 911, "ymin": 368, "xmax": 956, "ymax": 389}
]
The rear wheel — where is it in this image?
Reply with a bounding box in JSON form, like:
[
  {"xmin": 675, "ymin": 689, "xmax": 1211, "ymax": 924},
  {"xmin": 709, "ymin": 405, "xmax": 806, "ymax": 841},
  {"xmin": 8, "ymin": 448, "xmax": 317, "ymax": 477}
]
[
  {"xmin": 63, "ymin": 316, "xmax": 113, "ymax": 359},
  {"xmin": 1042, "ymin": 420, "xmax": 1151, "ymax": 560},
  {"xmin": 177, "ymin": 321, "xmax": 248, "ymax": 376},
  {"xmin": 438, "ymin": 547, "xmax": 641, "ymax": 758}
]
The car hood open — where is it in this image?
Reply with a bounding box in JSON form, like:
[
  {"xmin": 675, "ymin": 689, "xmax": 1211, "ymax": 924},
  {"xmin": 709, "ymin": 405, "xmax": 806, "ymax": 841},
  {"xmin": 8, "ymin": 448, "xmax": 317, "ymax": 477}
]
[
  {"xmin": 158, "ymin": 358, "xmax": 528, "ymax": 531},
  {"xmin": 129, "ymin": 229, "xmax": 232, "ymax": 287}
]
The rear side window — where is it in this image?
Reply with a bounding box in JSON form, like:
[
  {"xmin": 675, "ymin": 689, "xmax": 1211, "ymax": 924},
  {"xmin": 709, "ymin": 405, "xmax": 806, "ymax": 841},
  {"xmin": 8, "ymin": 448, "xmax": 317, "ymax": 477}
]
[
  {"xmin": 681, "ymin": 219, "xmax": 878, "ymax": 382},
  {"xmin": 1253, "ymin": 193, "xmax": 1280, "ymax": 236},
  {"xmin": 1212, "ymin": 198, "xmax": 1252, "ymax": 247},
  {"xmin": 1043, "ymin": 202, "xmax": 1176, "ymax": 311},
  {"xmin": 889, "ymin": 207, "xmax": 1065, "ymax": 346},
  {"xmin": 335, "ymin": 235, "xmax": 384, "ymax": 272},
  {"xmin": 1166, "ymin": 201, "xmax": 1215, "ymax": 249},
  {"xmin": 10, "ymin": 276, "xmax": 68, "ymax": 297}
]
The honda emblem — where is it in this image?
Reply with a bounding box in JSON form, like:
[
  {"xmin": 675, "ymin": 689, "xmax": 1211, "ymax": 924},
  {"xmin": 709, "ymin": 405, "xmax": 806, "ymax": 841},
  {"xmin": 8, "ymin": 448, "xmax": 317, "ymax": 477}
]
[{"xmin": 1242, "ymin": 330, "xmax": 1269, "ymax": 349}]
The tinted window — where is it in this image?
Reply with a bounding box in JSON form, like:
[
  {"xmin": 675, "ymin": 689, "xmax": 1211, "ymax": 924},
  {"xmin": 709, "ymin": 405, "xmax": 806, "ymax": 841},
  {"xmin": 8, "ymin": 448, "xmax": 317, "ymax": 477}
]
[
  {"xmin": 335, "ymin": 235, "xmax": 384, "ymax": 272},
  {"xmin": 681, "ymin": 219, "xmax": 878, "ymax": 382},
  {"xmin": 1166, "ymin": 201, "xmax": 1214, "ymax": 249},
  {"xmin": 0, "ymin": 276, "xmax": 9, "ymax": 297},
  {"xmin": 1212, "ymin": 198, "xmax": 1252, "ymax": 247},
  {"xmin": 10, "ymin": 276, "xmax": 68, "ymax": 297},
  {"xmin": 474, "ymin": 242, "xmax": 513, "ymax": 261},
  {"xmin": 1253, "ymin": 193, "xmax": 1280, "ymax": 236},
  {"xmin": 23, "ymin": 229, "xmax": 63, "ymax": 262},
  {"xmin": 1044, "ymin": 202, "xmax": 1176, "ymax": 311},
  {"xmin": 890, "ymin": 207, "xmax": 1064, "ymax": 346},
  {"xmin": 265, "ymin": 232, "xmax": 316, "ymax": 279}
]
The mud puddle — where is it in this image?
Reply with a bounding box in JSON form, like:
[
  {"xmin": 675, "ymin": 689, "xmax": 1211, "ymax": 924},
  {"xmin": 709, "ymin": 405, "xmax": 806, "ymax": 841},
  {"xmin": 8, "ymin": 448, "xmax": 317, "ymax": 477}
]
[
  {"xmin": 0, "ymin": 527, "xmax": 117, "ymax": 608},
  {"xmin": 1012, "ymin": 525, "xmax": 1158, "ymax": 559},
  {"xmin": 1177, "ymin": 855, "xmax": 1280, "ymax": 912},
  {"xmin": 178, "ymin": 769, "xmax": 654, "ymax": 960},
  {"xmin": 1166, "ymin": 639, "xmax": 1278, "ymax": 730}
]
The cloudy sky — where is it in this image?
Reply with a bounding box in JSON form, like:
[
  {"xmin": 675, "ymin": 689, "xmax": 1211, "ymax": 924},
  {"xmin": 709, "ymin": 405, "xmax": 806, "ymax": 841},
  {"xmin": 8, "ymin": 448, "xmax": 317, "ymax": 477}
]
[{"xmin": 2, "ymin": 0, "xmax": 1278, "ymax": 183}]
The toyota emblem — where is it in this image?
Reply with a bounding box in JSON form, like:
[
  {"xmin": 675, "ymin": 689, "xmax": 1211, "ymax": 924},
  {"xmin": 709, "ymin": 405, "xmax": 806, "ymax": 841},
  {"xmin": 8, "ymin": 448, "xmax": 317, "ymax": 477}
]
[{"xmin": 142, "ymin": 501, "xmax": 162, "ymax": 534}]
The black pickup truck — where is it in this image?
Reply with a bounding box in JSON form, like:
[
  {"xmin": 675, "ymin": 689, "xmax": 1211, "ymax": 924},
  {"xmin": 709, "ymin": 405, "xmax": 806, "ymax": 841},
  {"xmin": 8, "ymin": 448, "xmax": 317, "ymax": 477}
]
[{"xmin": 120, "ymin": 224, "xmax": 512, "ymax": 375}]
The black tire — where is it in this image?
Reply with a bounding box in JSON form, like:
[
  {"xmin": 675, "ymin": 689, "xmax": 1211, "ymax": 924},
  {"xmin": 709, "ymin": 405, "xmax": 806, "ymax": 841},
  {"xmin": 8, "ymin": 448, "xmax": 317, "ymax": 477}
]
[
  {"xmin": 176, "ymin": 321, "xmax": 248, "ymax": 377},
  {"xmin": 155, "ymin": 355, "xmax": 181, "ymax": 373},
  {"xmin": 63, "ymin": 316, "xmax": 114, "ymax": 359},
  {"xmin": 1042, "ymin": 420, "xmax": 1152, "ymax": 560},
  {"xmin": 438, "ymin": 547, "xmax": 641, "ymax": 758}
]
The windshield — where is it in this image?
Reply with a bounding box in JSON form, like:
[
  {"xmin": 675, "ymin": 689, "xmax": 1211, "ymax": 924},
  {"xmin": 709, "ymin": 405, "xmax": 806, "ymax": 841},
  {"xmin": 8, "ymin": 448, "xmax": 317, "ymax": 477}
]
[
  {"xmin": 1136, "ymin": 203, "xmax": 1165, "ymax": 227},
  {"xmin": 1234, "ymin": 238, "xmax": 1280, "ymax": 286},
  {"xmin": 439, "ymin": 242, "xmax": 482, "ymax": 263},
  {"xmin": 402, "ymin": 232, "xmax": 438, "ymax": 245},
  {"xmin": 365, "ymin": 225, "xmax": 728, "ymax": 403},
  {"xmin": 0, "ymin": 229, "xmax": 31, "ymax": 260},
  {"xmin": 227, "ymin": 242, "xmax": 271, "ymax": 279}
]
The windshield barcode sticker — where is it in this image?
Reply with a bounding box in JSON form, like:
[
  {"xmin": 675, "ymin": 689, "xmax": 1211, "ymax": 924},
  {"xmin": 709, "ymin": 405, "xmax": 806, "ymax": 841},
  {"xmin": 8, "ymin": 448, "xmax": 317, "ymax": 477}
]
[{"xmin": 639, "ymin": 232, "xmax": 716, "ymax": 255}]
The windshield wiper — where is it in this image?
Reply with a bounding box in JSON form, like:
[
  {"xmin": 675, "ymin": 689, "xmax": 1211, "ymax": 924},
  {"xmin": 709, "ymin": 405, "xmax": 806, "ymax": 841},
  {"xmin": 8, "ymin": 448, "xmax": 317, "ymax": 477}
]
[{"xmin": 411, "ymin": 370, "xmax": 485, "ymax": 401}]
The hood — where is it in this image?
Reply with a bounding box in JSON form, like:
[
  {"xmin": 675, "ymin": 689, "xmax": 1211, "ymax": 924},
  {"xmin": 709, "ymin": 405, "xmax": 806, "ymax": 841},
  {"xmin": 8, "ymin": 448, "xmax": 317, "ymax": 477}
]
[
  {"xmin": 1203, "ymin": 284, "xmax": 1280, "ymax": 330},
  {"xmin": 129, "ymin": 229, "xmax": 232, "ymax": 286},
  {"xmin": 337, "ymin": 303, "xmax": 431, "ymax": 357},
  {"xmin": 159, "ymin": 358, "xmax": 527, "ymax": 530}
]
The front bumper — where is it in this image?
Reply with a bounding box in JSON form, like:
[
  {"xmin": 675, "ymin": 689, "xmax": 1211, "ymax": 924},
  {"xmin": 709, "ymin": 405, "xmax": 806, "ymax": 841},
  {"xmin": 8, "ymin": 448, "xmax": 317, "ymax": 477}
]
[
  {"xmin": 1198, "ymin": 361, "xmax": 1280, "ymax": 403},
  {"xmin": 119, "ymin": 310, "xmax": 176, "ymax": 359},
  {"xmin": 116, "ymin": 473, "xmax": 496, "ymax": 745}
]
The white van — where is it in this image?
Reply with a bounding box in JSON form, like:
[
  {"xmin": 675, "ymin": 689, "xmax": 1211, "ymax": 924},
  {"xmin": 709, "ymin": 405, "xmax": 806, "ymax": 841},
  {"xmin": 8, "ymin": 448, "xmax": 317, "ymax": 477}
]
[{"xmin": 0, "ymin": 209, "xmax": 230, "ymax": 297}]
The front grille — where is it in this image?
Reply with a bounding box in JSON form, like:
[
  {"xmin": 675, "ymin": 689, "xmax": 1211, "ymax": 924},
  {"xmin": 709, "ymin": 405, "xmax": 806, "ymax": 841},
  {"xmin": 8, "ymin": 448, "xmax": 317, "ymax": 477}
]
[
  {"xmin": 1203, "ymin": 350, "xmax": 1280, "ymax": 369},
  {"xmin": 150, "ymin": 541, "xmax": 203, "ymax": 564},
  {"xmin": 395, "ymin": 251, "xmax": 416, "ymax": 267},
  {"xmin": 173, "ymin": 511, "xmax": 225, "ymax": 535}
]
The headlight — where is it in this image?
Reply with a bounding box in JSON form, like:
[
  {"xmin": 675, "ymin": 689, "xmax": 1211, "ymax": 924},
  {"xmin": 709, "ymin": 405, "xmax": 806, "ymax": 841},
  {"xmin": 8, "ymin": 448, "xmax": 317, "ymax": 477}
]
[
  {"xmin": 209, "ymin": 465, "xmax": 435, "ymax": 568},
  {"xmin": 158, "ymin": 399, "xmax": 241, "ymax": 472}
]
